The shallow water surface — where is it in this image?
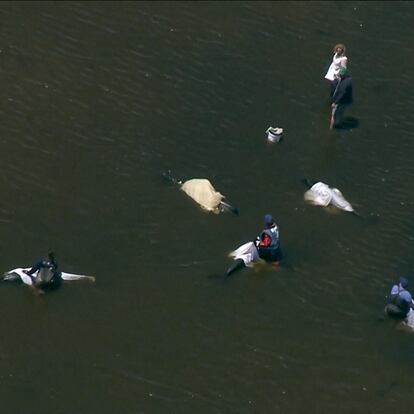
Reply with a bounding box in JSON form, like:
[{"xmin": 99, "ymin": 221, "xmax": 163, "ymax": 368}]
[{"xmin": 0, "ymin": 1, "xmax": 414, "ymax": 413}]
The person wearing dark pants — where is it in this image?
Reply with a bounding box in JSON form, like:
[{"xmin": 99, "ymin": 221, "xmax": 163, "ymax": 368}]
[{"xmin": 330, "ymin": 67, "xmax": 353, "ymax": 129}]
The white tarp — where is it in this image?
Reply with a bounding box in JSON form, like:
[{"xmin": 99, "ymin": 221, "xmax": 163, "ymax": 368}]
[
  {"xmin": 181, "ymin": 179, "xmax": 224, "ymax": 213},
  {"xmin": 229, "ymin": 241, "xmax": 260, "ymax": 267},
  {"xmin": 3, "ymin": 267, "xmax": 95, "ymax": 286},
  {"xmin": 304, "ymin": 182, "xmax": 354, "ymax": 212}
]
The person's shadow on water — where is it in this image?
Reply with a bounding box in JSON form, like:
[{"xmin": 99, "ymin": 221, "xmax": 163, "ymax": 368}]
[{"xmin": 335, "ymin": 117, "xmax": 359, "ymax": 130}]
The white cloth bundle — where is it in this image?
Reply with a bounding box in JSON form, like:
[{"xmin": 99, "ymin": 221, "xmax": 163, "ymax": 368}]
[
  {"xmin": 181, "ymin": 179, "xmax": 225, "ymax": 213},
  {"xmin": 304, "ymin": 182, "xmax": 354, "ymax": 212},
  {"xmin": 229, "ymin": 241, "xmax": 260, "ymax": 267},
  {"xmin": 406, "ymin": 308, "xmax": 414, "ymax": 329}
]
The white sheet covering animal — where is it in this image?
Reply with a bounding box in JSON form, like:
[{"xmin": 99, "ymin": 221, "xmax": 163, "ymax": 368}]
[
  {"xmin": 304, "ymin": 181, "xmax": 354, "ymax": 213},
  {"xmin": 163, "ymin": 171, "xmax": 239, "ymax": 215},
  {"xmin": 181, "ymin": 179, "xmax": 225, "ymax": 214},
  {"xmin": 180, "ymin": 178, "xmax": 239, "ymax": 214},
  {"xmin": 229, "ymin": 241, "xmax": 260, "ymax": 267},
  {"xmin": 405, "ymin": 308, "xmax": 414, "ymax": 329}
]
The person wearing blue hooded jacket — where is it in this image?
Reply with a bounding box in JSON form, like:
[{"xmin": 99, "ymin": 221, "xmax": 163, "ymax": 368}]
[
  {"xmin": 384, "ymin": 277, "xmax": 414, "ymax": 319},
  {"xmin": 255, "ymin": 214, "xmax": 281, "ymax": 263}
]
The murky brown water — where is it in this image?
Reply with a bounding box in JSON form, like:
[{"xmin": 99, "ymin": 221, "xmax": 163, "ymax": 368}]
[{"xmin": 0, "ymin": 1, "xmax": 413, "ymax": 413}]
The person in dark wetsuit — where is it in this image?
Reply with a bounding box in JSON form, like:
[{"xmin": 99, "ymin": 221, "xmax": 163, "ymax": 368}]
[
  {"xmin": 255, "ymin": 214, "xmax": 282, "ymax": 263},
  {"xmin": 384, "ymin": 277, "xmax": 414, "ymax": 320},
  {"xmin": 24, "ymin": 251, "xmax": 61, "ymax": 289}
]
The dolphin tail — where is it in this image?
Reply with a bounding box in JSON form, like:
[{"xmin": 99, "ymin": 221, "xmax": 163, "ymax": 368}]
[
  {"xmin": 226, "ymin": 258, "xmax": 245, "ymax": 276},
  {"xmin": 351, "ymin": 210, "xmax": 363, "ymax": 219}
]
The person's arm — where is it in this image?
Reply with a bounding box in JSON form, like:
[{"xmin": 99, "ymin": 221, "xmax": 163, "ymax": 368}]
[
  {"xmin": 258, "ymin": 233, "xmax": 272, "ymax": 248},
  {"xmin": 25, "ymin": 261, "xmax": 42, "ymax": 275},
  {"xmin": 51, "ymin": 259, "xmax": 58, "ymax": 271}
]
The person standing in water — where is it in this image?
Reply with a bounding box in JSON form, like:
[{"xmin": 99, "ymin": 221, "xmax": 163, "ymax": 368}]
[{"xmin": 255, "ymin": 214, "xmax": 281, "ymax": 263}]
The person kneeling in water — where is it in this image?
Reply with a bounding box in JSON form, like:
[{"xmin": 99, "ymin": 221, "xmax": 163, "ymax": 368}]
[
  {"xmin": 255, "ymin": 214, "xmax": 282, "ymax": 263},
  {"xmin": 384, "ymin": 277, "xmax": 414, "ymax": 319},
  {"xmin": 24, "ymin": 250, "xmax": 61, "ymax": 289}
]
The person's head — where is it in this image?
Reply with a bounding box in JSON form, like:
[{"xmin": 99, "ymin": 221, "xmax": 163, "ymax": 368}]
[
  {"xmin": 264, "ymin": 214, "xmax": 274, "ymax": 227},
  {"xmin": 399, "ymin": 277, "xmax": 409, "ymax": 289},
  {"xmin": 334, "ymin": 43, "xmax": 346, "ymax": 55},
  {"xmin": 338, "ymin": 67, "xmax": 348, "ymax": 78},
  {"xmin": 48, "ymin": 250, "xmax": 56, "ymax": 261}
]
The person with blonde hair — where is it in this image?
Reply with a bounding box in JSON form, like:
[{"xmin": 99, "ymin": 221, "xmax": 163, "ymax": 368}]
[{"xmin": 325, "ymin": 43, "xmax": 348, "ymax": 82}]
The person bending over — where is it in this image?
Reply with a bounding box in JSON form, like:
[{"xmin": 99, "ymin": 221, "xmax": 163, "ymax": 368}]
[
  {"xmin": 25, "ymin": 250, "xmax": 61, "ymax": 288},
  {"xmin": 255, "ymin": 214, "xmax": 281, "ymax": 263},
  {"xmin": 384, "ymin": 277, "xmax": 414, "ymax": 319}
]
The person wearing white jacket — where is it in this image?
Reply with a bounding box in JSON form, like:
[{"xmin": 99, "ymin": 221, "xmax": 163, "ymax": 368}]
[
  {"xmin": 325, "ymin": 43, "xmax": 348, "ymax": 82},
  {"xmin": 325, "ymin": 43, "xmax": 348, "ymax": 101}
]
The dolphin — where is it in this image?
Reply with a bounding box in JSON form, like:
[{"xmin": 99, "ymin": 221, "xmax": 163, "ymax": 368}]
[
  {"xmin": 302, "ymin": 178, "xmax": 355, "ymax": 213},
  {"xmin": 226, "ymin": 241, "xmax": 261, "ymax": 276},
  {"xmin": 3, "ymin": 267, "xmax": 95, "ymax": 291},
  {"xmin": 163, "ymin": 170, "xmax": 239, "ymax": 215}
]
